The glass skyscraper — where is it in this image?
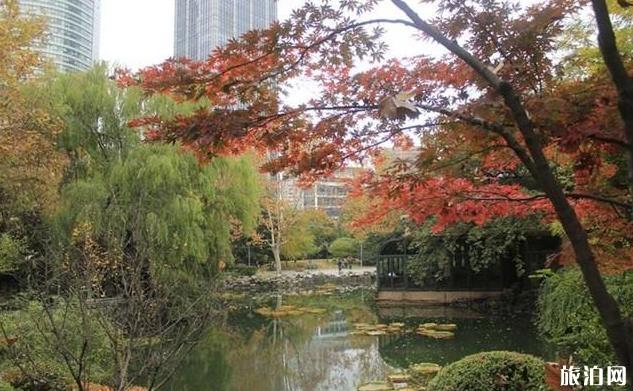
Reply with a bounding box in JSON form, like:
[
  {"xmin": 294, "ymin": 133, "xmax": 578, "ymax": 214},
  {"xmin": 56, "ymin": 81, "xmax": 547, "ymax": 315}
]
[
  {"xmin": 19, "ymin": 0, "xmax": 100, "ymax": 72},
  {"xmin": 174, "ymin": 0, "xmax": 277, "ymax": 60}
]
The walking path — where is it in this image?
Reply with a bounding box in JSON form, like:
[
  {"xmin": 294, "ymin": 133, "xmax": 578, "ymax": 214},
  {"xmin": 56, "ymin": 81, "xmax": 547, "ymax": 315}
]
[{"xmin": 257, "ymin": 266, "xmax": 376, "ymax": 278}]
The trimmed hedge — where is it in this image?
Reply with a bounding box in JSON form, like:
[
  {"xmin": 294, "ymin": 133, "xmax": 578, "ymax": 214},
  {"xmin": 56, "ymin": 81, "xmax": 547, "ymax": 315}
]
[{"xmin": 428, "ymin": 351, "xmax": 546, "ymax": 391}]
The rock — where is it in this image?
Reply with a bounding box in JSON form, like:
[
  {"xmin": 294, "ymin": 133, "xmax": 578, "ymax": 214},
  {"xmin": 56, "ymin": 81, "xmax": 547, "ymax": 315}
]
[
  {"xmin": 416, "ymin": 329, "xmax": 455, "ymax": 339},
  {"xmin": 409, "ymin": 363, "xmax": 441, "ymax": 375},
  {"xmin": 387, "ymin": 373, "xmax": 412, "ymax": 383},
  {"xmin": 358, "ymin": 381, "xmax": 393, "ymax": 391},
  {"xmin": 432, "ymin": 323, "xmax": 457, "ymax": 331},
  {"xmin": 299, "ymin": 307, "xmax": 327, "ymax": 314},
  {"xmin": 255, "ymin": 307, "xmax": 273, "ymax": 316}
]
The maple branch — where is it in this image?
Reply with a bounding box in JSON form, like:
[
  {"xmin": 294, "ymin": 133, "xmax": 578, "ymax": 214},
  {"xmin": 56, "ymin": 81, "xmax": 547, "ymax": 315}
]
[
  {"xmin": 429, "ymin": 145, "xmax": 509, "ymax": 172},
  {"xmin": 464, "ymin": 191, "xmax": 631, "ymax": 210},
  {"xmin": 390, "ymin": 0, "xmax": 502, "ymax": 89},
  {"xmin": 413, "ymin": 103, "xmax": 538, "ymax": 172},
  {"xmin": 251, "ymin": 18, "xmax": 415, "ymax": 87},
  {"xmin": 340, "ymin": 121, "xmax": 449, "ymax": 160},
  {"xmin": 567, "ymin": 192, "xmax": 632, "ymax": 210},
  {"xmin": 588, "ymin": 134, "xmax": 632, "ymax": 149}
]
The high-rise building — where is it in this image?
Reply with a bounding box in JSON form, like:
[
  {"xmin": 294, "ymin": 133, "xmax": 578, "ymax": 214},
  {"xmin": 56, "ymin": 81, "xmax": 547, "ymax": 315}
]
[
  {"xmin": 19, "ymin": 0, "xmax": 100, "ymax": 72},
  {"xmin": 174, "ymin": 0, "xmax": 277, "ymax": 60}
]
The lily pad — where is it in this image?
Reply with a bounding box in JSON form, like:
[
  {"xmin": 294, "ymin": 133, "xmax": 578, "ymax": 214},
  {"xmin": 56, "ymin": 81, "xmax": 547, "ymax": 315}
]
[
  {"xmin": 387, "ymin": 373, "xmax": 412, "ymax": 383},
  {"xmin": 366, "ymin": 330, "xmax": 388, "ymax": 336},
  {"xmin": 358, "ymin": 381, "xmax": 393, "ymax": 391},
  {"xmin": 417, "ymin": 329, "xmax": 455, "ymax": 339},
  {"xmin": 409, "ymin": 363, "xmax": 442, "ymax": 375},
  {"xmin": 433, "ymin": 323, "xmax": 457, "ymax": 331}
]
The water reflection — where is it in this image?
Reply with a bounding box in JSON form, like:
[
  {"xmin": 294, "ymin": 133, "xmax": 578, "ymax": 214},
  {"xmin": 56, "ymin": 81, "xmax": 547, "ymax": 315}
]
[{"xmin": 169, "ymin": 292, "xmax": 551, "ymax": 391}]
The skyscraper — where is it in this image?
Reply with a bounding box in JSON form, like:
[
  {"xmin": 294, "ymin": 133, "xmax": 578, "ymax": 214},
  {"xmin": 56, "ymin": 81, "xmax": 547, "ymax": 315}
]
[
  {"xmin": 19, "ymin": 0, "xmax": 100, "ymax": 72},
  {"xmin": 174, "ymin": 0, "xmax": 277, "ymax": 60}
]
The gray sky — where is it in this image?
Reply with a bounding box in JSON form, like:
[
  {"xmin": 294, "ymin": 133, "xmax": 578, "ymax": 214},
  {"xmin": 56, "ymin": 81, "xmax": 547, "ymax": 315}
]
[{"xmin": 99, "ymin": 1, "xmax": 422, "ymax": 70}]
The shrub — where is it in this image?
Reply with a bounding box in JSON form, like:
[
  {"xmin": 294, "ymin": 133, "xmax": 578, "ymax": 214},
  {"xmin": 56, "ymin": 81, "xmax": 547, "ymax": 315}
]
[
  {"xmin": 329, "ymin": 237, "xmax": 358, "ymax": 258},
  {"xmin": 1, "ymin": 365, "xmax": 69, "ymax": 391},
  {"xmin": 227, "ymin": 263, "xmax": 258, "ymax": 277},
  {"xmin": 0, "ymin": 379, "xmax": 15, "ymax": 391},
  {"xmin": 537, "ymin": 267, "xmax": 633, "ymax": 366},
  {"xmin": 0, "ymin": 234, "xmax": 24, "ymax": 275},
  {"xmin": 428, "ymin": 351, "xmax": 547, "ymax": 391},
  {"xmin": 0, "ymin": 299, "xmax": 115, "ymax": 387}
]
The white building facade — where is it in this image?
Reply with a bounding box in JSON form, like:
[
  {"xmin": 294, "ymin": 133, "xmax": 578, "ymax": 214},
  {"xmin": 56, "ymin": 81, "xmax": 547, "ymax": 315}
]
[{"xmin": 19, "ymin": 0, "xmax": 100, "ymax": 72}]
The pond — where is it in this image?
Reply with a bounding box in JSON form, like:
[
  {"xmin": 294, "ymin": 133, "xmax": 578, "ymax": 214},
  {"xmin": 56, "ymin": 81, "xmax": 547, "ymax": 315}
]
[{"xmin": 167, "ymin": 290, "xmax": 553, "ymax": 391}]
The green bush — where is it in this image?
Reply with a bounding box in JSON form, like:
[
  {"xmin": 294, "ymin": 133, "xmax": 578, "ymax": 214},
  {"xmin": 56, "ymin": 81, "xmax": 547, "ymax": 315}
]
[
  {"xmin": 537, "ymin": 267, "xmax": 633, "ymax": 366},
  {"xmin": 1, "ymin": 364, "xmax": 69, "ymax": 391},
  {"xmin": 0, "ymin": 299, "xmax": 115, "ymax": 387},
  {"xmin": 329, "ymin": 237, "xmax": 358, "ymax": 258},
  {"xmin": 0, "ymin": 234, "xmax": 24, "ymax": 275},
  {"xmin": 227, "ymin": 263, "xmax": 258, "ymax": 277},
  {"xmin": 428, "ymin": 351, "xmax": 546, "ymax": 391},
  {"xmin": 0, "ymin": 379, "xmax": 15, "ymax": 391}
]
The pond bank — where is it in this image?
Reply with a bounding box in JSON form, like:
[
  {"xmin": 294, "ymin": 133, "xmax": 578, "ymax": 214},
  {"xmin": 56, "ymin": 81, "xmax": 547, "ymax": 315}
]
[{"xmin": 221, "ymin": 269, "xmax": 375, "ymax": 295}]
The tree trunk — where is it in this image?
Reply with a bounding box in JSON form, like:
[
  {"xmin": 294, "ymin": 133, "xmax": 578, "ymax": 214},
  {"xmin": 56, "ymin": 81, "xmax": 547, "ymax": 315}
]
[
  {"xmin": 591, "ymin": 0, "xmax": 633, "ymax": 219},
  {"xmin": 272, "ymin": 245, "xmax": 282, "ymax": 275},
  {"xmin": 500, "ymin": 84, "xmax": 633, "ymax": 386},
  {"xmin": 390, "ymin": 1, "xmax": 633, "ymax": 381}
]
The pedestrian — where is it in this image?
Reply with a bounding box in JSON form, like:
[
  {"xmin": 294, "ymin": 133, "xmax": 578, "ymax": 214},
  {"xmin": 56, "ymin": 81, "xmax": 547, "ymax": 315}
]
[{"xmin": 337, "ymin": 258, "xmax": 343, "ymax": 274}]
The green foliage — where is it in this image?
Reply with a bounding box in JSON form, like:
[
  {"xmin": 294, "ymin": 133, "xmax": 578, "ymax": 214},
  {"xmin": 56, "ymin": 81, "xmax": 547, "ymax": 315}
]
[
  {"xmin": 51, "ymin": 64, "xmax": 143, "ymax": 179},
  {"xmin": 428, "ymin": 351, "xmax": 547, "ymax": 391},
  {"xmin": 51, "ymin": 63, "xmax": 209, "ymax": 181},
  {"xmin": 0, "ymin": 379, "xmax": 15, "ymax": 391},
  {"xmin": 54, "ymin": 144, "xmax": 261, "ymax": 286},
  {"xmin": 302, "ymin": 209, "xmax": 339, "ymax": 257},
  {"xmin": 281, "ymin": 210, "xmax": 317, "ymax": 260},
  {"xmin": 0, "ymin": 299, "xmax": 114, "ymax": 387},
  {"xmin": 2, "ymin": 365, "xmax": 69, "ymax": 391},
  {"xmin": 329, "ymin": 237, "xmax": 358, "ymax": 258},
  {"xmin": 537, "ymin": 267, "xmax": 633, "ymax": 366},
  {"xmin": 407, "ymin": 217, "xmax": 540, "ymax": 286},
  {"xmin": 0, "ymin": 235, "xmax": 24, "ymax": 275},
  {"xmin": 226, "ymin": 264, "xmax": 258, "ymax": 277}
]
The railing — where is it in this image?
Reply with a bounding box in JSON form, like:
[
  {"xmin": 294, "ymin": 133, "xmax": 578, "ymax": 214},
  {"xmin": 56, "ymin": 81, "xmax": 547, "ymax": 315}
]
[
  {"xmin": 377, "ymin": 255, "xmax": 507, "ymax": 292},
  {"xmin": 377, "ymin": 255, "xmax": 410, "ymax": 290},
  {"xmin": 377, "ymin": 246, "xmax": 559, "ymax": 292}
]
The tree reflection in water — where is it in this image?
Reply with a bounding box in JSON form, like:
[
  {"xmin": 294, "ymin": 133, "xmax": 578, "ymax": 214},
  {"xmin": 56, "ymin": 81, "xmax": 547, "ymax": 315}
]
[
  {"xmin": 168, "ymin": 292, "xmax": 549, "ymax": 391},
  {"xmin": 227, "ymin": 295, "xmax": 391, "ymax": 391}
]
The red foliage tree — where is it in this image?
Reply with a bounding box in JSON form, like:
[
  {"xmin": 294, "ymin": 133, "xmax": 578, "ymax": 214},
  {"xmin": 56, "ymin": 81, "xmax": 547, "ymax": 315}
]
[{"xmin": 123, "ymin": 0, "xmax": 633, "ymax": 378}]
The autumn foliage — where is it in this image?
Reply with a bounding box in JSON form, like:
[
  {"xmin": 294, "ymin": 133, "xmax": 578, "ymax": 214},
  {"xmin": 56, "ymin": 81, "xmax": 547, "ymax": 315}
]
[
  {"xmin": 123, "ymin": 0, "xmax": 633, "ymax": 370},
  {"xmin": 121, "ymin": 1, "xmax": 633, "ymax": 274}
]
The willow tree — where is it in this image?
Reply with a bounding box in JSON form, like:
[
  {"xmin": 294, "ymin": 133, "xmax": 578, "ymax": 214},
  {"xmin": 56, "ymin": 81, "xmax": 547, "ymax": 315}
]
[{"xmin": 27, "ymin": 67, "xmax": 261, "ymax": 390}]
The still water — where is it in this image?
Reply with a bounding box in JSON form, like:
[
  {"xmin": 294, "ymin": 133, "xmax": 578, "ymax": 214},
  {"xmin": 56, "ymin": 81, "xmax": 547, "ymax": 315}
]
[{"xmin": 168, "ymin": 291, "xmax": 551, "ymax": 391}]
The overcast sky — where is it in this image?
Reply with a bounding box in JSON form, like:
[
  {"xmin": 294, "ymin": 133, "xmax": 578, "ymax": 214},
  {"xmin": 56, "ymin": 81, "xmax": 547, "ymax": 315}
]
[{"xmin": 99, "ymin": 1, "xmax": 422, "ymax": 70}]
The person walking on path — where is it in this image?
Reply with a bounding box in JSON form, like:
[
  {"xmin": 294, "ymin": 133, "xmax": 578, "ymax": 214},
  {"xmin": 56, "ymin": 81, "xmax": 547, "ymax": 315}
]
[{"xmin": 337, "ymin": 258, "xmax": 343, "ymax": 274}]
